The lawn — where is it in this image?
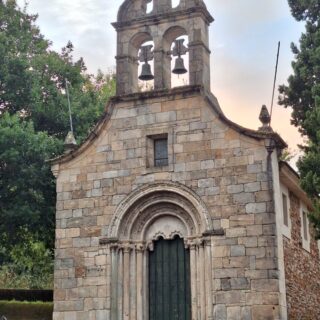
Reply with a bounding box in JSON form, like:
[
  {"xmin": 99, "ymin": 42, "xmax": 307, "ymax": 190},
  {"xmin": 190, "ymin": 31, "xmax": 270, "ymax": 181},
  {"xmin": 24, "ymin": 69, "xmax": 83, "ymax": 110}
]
[{"xmin": 0, "ymin": 300, "xmax": 53, "ymax": 320}]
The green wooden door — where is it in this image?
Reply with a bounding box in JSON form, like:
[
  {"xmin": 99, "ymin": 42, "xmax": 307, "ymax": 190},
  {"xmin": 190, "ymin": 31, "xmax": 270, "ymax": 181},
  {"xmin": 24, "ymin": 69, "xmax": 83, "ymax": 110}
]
[{"xmin": 149, "ymin": 236, "xmax": 191, "ymax": 320}]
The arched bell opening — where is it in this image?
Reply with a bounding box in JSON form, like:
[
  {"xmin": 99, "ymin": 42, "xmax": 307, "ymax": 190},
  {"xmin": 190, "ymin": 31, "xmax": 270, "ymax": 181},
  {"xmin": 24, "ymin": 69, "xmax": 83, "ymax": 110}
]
[
  {"xmin": 163, "ymin": 26, "xmax": 190, "ymax": 89},
  {"xmin": 170, "ymin": 35, "xmax": 189, "ymax": 88},
  {"xmin": 138, "ymin": 40, "xmax": 155, "ymax": 91},
  {"xmin": 128, "ymin": 32, "xmax": 154, "ymax": 93},
  {"xmin": 146, "ymin": 0, "xmax": 154, "ymax": 14},
  {"xmin": 171, "ymin": 0, "xmax": 181, "ymax": 8}
]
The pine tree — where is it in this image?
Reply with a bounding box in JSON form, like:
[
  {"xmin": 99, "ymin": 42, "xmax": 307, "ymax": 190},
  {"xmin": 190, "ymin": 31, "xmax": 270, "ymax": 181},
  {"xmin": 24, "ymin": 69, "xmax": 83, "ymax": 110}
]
[{"xmin": 279, "ymin": 0, "xmax": 320, "ymax": 238}]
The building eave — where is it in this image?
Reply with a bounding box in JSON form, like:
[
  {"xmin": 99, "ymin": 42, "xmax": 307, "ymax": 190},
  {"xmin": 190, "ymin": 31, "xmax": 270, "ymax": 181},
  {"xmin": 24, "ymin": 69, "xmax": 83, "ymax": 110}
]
[
  {"xmin": 279, "ymin": 161, "xmax": 313, "ymax": 209},
  {"xmin": 113, "ymin": 7, "xmax": 214, "ymax": 31}
]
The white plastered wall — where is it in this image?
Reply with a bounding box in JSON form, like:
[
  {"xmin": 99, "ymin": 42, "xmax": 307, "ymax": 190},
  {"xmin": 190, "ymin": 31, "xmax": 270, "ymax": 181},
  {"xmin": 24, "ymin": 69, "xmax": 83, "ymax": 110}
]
[{"xmin": 271, "ymin": 150, "xmax": 288, "ymax": 320}]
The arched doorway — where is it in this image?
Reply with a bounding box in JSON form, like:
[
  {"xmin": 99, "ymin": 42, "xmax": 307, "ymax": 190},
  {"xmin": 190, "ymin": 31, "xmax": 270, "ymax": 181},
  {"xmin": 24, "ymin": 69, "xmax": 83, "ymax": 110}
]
[
  {"xmin": 104, "ymin": 182, "xmax": 215, "ymax": 319},
  {"xmin": 149, "ymin": 236, "xmax": 191, "ymax": 320}
]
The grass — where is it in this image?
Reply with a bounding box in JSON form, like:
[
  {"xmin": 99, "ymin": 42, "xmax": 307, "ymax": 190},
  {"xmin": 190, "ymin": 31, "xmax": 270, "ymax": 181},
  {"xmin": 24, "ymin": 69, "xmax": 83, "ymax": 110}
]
[{"xmin": 0, "ymin": 300, "xmax": 53, "ymax": 320}]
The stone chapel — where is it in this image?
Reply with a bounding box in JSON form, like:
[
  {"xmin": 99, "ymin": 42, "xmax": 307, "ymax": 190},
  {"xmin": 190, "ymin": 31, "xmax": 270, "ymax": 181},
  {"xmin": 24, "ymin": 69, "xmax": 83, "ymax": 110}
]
[{"xmin": 51, "ymin": 0, "xmax": 320, "ymax": 319}]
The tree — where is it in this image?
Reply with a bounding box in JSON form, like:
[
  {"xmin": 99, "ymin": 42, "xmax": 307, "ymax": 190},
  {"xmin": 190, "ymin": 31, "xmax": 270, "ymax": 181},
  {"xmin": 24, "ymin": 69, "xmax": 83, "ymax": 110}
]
[
  {"xmin": 0, "ymin": 0, "xmax": 116, "ymax": 279},
  {"xmin": 0, "ymin": 113, "xmax": 62, "ymax": 262},
  {"xmin": 0, "ymin": 0, "xmax": 115, "ymax": 141},
  {"xmin": 279, "ymin": 0, "xmax": 320, "ymax": 238},
  {"xmin": 0, "ymin": 231, "xmax": 54, "ymax": 289}
]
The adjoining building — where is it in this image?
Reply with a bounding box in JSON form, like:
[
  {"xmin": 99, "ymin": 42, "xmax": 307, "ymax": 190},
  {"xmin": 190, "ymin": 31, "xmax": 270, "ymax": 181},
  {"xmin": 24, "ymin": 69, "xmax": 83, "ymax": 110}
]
[{"xmin": 51, "ymin": 1, "xmax": 320, "ymax": 319}]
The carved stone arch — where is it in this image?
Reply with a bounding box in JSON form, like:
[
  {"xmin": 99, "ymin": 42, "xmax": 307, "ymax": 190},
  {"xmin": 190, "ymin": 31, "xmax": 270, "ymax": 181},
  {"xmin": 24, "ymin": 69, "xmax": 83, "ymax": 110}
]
[
  {"xmin": 125, "ymin": 31, "xmax": 154, "ymax": 92},
  {"xmin": 163, "ymin": 25, "xmax": 188, "ymax": 52},
  {"xmin": 109, "ymin": 181, "xmax": 212, "ymax": 239},
  {"xmin": 129, "ymin": 32, "xmax": 153, "ymax": 57},
  {"xmin": 107, "ymin": 181, "xmax": 214, "ymax": 319}
]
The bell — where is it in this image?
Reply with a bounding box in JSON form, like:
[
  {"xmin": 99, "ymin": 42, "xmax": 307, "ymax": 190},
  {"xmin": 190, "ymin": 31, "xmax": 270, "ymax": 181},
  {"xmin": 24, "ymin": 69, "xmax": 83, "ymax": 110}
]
[
  {"xmin": 139, "ymin": 62, "xmax": 154, "ymax": 81},
  {"xmin": 172, "ymin": 57, "xmax": 187, "ymax": 75}
]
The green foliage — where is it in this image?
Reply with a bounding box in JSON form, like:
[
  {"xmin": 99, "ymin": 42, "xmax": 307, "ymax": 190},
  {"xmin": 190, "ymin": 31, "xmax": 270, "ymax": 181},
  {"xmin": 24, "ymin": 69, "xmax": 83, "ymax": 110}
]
[
  {"xmin": 0, "ymin": 300, "xmax": 53, "ymax": 320},
  {"xmin": 0, "ymin": 0, "xmax": 116, "ymax": 285},
  {"xmin": 279, "ymin": 147, "xmax": 298, "ymax": 162},
  {"xmin": 0, "ymin": 231, "xmax": 53, "ymax": 289},
  {"xmin": 0, "ymin": 0, "xmax": 115, "ymax": 140},
  {"xmin": 0, "ymin": 113, "xmax": 62, "ymax": 260},
  {"xmin": 288, "ymin": 0, "xmax": 320, "ymax": 23},
  {"xmin": 280, "ymin": 0, "xmax": 320, "ymax": 238}
]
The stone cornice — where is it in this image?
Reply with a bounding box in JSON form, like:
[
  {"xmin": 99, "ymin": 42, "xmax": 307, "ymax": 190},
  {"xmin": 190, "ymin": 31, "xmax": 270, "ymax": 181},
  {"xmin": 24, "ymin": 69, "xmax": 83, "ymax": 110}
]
[{"xmin": 112, "ymin": 7, "xmax": 214, "ymax": 31}]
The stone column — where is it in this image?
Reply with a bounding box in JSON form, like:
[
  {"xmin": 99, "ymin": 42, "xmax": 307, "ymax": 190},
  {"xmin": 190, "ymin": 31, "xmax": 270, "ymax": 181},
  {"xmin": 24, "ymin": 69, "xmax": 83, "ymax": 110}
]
[
  {"xmin": 118, "ymin": 248, "xmax": 124, "ymax": 319},
  {"xmin": 115, "ymin": 55, "xmax": 138, "ymax": 95},
  {"xmin": 199, "ymin": 242, "xmax": 206, "ymax": 320},
  {"xmin": 130, "ymin": 246, "xmax": 137, "ymax": 320},
  {"xmin": 111, "ymin": 246, "xmax": 119, "ymax": 319},
  {"xmin": 154, "ymin": 48, "xmax": 172, "ymax": 90},
  {"xmin": 143, "ymin": 250, "xmax": 149, "ymax": 319},
  {"xmin": 188, "ymin": 22, "xmax": 211, "ymax": 91},
  {"xmin": 105, "ymin": 246, "xmax": 112, "ymax": 313},
  {"xmin": 123, "ymin": 245, "xmax": 131, "ymax": 320},
  {"xmin": 136, "ymin": 245, "xmax": 144, "ymax": 320},
  {"xmin": 190, "ymin": 242, "xmax": 198, "ymax": 320},
  {"xmin": 205, "ymin": 239, "xmax": 213, "ymax": 319}
]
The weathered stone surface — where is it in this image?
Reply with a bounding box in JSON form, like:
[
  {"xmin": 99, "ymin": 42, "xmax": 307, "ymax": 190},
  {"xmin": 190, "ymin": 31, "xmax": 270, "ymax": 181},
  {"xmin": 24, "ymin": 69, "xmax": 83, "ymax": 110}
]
[
  {"xmin": 230, "ymin": 245, "xmax": 245, "ymax": 257},
  {"xmin": 51, "ymin": 2, "xmax": 318, "ymax": 319},
  {"xmin": 251, "ymin": 305, "xmax": 279, "ymax": 320}
]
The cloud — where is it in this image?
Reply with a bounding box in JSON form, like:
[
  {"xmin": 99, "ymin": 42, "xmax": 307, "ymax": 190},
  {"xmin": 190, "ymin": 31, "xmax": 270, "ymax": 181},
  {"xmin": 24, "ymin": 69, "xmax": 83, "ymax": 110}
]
[
  {"xmin": 208, "ymin": 0, "xmax": 291, "ymax": 36},
  {"xmin": 17, "ymin": 0, "xmax": 119, "ymax": 71}
]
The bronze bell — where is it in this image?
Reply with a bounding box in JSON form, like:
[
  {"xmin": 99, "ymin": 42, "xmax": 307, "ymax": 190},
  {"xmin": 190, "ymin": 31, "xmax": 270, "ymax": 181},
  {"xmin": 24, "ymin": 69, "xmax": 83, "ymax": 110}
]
[
  {"xmin": 172, "ymin": 56, "xmax": 187, "ymax": 75},
  {"xmin": 139, "ymin": 62, "xmax": 154, "ymax": 81}
]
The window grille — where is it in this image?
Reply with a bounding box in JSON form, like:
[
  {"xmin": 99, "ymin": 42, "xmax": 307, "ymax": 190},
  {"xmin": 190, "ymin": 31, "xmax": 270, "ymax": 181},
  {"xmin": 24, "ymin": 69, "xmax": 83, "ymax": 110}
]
[{"xmin": 154, "ymin": 138, "xmax": 168, "ymax": 167}]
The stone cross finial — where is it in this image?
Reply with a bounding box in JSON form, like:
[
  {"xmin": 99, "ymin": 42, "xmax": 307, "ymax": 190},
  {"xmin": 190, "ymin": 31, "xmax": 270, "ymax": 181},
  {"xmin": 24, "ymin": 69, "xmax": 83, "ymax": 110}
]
[
  {"xmin": 172, "ymin": 39, "xmax": 188, "ymax": 57},
  {"xmin": 258, "ymin": 105, "xmax": 273, "ymax": 132},
  {"xmin": 64, "ymin": 131, "xmax": 77, "ymax": 153},
  {"xmin": 139, "ymin": 45, "xmax": 154, "ymax": 63}
]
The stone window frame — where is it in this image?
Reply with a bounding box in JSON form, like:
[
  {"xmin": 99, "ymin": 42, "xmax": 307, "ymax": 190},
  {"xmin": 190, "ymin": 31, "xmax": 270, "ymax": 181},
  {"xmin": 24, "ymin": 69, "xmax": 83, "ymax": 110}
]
[
  {"xmin": 280, "ymin": 184, "xmax": 291, "ymax": 239},
  {"xmin": 143, "ymin": 126, "xmax": 174, "ymax": 173},
  {"xmin": 300, "ymin": 202, "xmax": 311, "ymax": 252}
]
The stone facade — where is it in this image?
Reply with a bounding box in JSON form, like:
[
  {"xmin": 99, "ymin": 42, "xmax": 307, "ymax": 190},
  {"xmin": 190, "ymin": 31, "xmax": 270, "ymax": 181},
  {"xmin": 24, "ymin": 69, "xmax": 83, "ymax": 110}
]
[
  {"xmin": 51, "ymin": 1, "xmax": 320, "ymax": 319},
  {"xmin": 52, "ymin": 86, "xmax": 288, "ymax": 319}
]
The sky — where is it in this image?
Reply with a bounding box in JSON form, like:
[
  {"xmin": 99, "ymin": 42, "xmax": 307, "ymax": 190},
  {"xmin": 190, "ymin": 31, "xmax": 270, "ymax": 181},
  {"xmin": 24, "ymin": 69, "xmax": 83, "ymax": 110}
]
[{"xmin": 17, "ymin": 0, "xmax": 305, "ymax": 165}]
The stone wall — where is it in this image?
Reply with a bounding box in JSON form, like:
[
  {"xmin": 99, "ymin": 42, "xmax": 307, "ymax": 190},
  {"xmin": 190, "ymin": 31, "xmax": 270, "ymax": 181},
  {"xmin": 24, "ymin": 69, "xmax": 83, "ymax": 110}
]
[
  {"xmin": 52, "ymin": 88, "xmax": 283, "ymax": 319},
  {"xmin": 283, "ymin": 192, "xmax": 320, "ymax": 319}
]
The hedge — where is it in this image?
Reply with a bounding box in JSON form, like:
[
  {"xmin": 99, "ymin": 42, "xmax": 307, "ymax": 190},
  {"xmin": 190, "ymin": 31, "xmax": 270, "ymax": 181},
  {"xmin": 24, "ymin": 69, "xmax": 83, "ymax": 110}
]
[
  {"xmin": 0, "ymin": 301, "xmax": 53, "ymax": 320},
  {"xmin": 0, "ymin": 289, "xmax": 53, "ymax": 302}
]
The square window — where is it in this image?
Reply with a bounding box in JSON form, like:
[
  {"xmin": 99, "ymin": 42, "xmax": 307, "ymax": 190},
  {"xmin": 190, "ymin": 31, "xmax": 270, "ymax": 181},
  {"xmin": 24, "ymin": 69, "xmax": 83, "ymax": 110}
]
[
  {"xmin": 145, "ymin": 133, "xmax": 170, "ymax": 169},
  {"xmin": 282, "ymin": 193, "xmax": 289, "ymax": 227},
  {"xmin": 154, "ymin": 138, "xmax": 168, "ymax": 167}
]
